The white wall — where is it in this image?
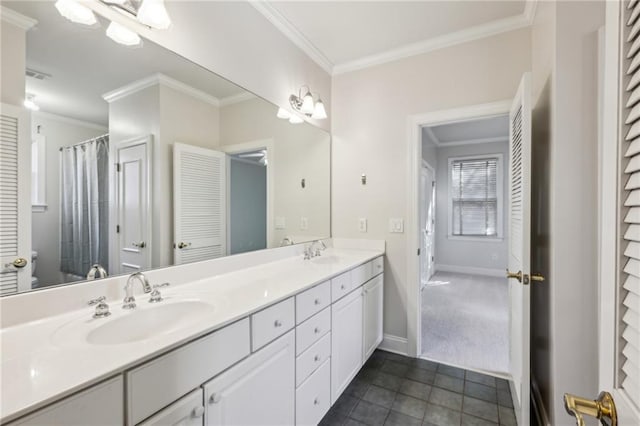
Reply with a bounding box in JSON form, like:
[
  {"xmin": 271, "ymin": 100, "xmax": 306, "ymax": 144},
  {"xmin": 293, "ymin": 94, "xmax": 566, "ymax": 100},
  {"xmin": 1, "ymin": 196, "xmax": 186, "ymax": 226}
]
[
  {"xmin": 0, "ymin": 20, "xmax": 25, "ymax": 106},
  {"xmin": 332, "ymin": 28, "xmax": 531, "ymax": 341},
  {"xmin": 434, "ymin": 141, "xmax": 508, "ymax": 273},
  {"xmin": 30, "ymin": 113, "xmax": 107, "ymax": 286}
]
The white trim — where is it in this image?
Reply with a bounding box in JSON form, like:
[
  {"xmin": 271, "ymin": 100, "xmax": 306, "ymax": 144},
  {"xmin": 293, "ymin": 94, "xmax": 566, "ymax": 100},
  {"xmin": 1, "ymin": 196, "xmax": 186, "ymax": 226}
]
[
  {"xmin": 219, "ymin": 92, "xmax": 256, "ymax": 107},
  {"xmin": 0, "ymin": 6, "xmax": 37, "ymax": 30},
  {"xmin": 102, "ymin": 73, "xmax": 221, "ymax": 107},
  {"xmin": 446, "ymin": 236, "xmax": 504, "ymax": 243},
  {"xmin": 378, "ymin": 334, "xmax": 408, "ymax": 356},
  {"xmin": 406, "ymin": 99, "xmax": 512, "ymax": 357},
  {"xmin": 333, "ymin": 13, "xmax": 533, "ymax": 75},
  {"xmin": 435, "ymin": 135, "xmax": 509, "ymax": 148},
  {"xmin": 435, "ymin": 263, "xmax": 504, "ymax": 278},
  {"xmin": 248, "ymin": 1, "xmax": 334, "ymax": 75},
  {"xmin": 31, "ymin": 204, "xmax": 47, "ymax": 213},
  {"xmin": 447, "ymin": 153, "xmax": 504, "ymax": 239},
  {"xmin": 33, "ymin": 111, "xmax": 107, "ymax": 132}
]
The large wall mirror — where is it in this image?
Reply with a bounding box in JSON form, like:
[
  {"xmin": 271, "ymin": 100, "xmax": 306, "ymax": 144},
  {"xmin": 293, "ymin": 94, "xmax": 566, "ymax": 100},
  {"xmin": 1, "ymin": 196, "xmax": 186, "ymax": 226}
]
[{"xmin": 2, "ymin": 2, "xmax": 330, "ymax": 296}]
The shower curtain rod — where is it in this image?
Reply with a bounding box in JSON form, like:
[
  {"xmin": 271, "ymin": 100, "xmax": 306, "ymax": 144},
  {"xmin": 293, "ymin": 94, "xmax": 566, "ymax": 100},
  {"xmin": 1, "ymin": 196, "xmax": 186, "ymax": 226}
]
[{"xmin": 59, "ymin": 133, "xmax": 109, "ymax": 151}]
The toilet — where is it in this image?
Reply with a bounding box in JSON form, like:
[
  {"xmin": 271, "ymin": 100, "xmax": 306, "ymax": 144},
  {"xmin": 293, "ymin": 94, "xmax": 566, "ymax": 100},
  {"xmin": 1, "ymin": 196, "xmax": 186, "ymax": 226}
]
[{"xmin": 31, "ymin": 250, "xmax": 39, "ymax": 288}]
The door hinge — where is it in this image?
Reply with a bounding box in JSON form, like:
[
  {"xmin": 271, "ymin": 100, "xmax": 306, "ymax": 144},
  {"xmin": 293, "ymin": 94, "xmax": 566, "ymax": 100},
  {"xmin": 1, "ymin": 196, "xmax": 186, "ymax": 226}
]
[
  {"xmin": 417, "ymin": 248, "xmax": 421, "ymax": 256},
  {"xmin": 116, "ymin": 225, "xmax": 120, "ymax": 233},
  {"xmin": 115, "ymin": 163, "xmax": 121, "ymax": 172},
  {"xmin": 431, "ymin": 255, "xmax": 434, "ymax": 262}
]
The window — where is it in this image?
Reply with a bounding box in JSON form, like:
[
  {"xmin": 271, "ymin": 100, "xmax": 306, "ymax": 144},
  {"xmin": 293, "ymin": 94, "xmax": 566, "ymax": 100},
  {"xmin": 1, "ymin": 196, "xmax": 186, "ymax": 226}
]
[
  {"xmin": 31, "ymin": 134, "xmax": 46, "ymax": 212},
  {"xmin": 448, "ymin": 154, "xmax": 503, "ymax": 238}
]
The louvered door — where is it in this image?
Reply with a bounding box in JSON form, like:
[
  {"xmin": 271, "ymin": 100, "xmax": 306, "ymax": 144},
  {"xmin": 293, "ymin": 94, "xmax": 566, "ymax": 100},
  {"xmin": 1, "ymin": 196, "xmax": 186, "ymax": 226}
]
[
  {"xmin": 0, "ymin": 104, "xmax": 31, "ymax": 295},
  {"xmin": 506, "ymin": 73, "xmax": 531, "ymax": 426},
  {"xmin": 173, "ymin": 143, "xmax": 226, "ymax": 265}
]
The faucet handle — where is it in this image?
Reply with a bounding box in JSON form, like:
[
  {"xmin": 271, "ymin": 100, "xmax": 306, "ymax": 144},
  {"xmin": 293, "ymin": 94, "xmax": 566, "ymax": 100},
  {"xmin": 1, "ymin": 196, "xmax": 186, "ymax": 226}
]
[
  {"xmin": 149, "ymin": 283, "xmax": 170, "ymax": 303},
  {"xmin": 153, "ymin": 282, "xmax": 170, "ymax": 289},
  {"xmin": 88, "ymin": 296, "xmax": 111, "ymax": 319},
  {"xmin": 88, "ymin": 296, "xmax": 106, "ymax": 306}
]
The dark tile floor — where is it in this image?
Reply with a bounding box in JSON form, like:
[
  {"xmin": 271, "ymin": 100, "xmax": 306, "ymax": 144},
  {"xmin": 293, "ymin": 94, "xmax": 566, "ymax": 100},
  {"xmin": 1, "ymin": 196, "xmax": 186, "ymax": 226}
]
[{"xmin": 320, "ymin": 350, "xmax": 516, "ymax": 426}]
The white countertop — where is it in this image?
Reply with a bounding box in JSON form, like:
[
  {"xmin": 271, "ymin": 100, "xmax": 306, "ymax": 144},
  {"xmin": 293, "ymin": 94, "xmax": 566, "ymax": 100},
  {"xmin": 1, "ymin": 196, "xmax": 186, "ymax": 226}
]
[{"xmin": 0, "ymin": 247, "xmax": 383, "ymax": 423}]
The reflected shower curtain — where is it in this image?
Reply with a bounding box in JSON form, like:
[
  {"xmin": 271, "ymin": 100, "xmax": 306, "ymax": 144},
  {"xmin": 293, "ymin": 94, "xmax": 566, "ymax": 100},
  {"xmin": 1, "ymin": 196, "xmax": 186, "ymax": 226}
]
[{"xmin": 60, "ymin": 135, "xmax": 109, "ymax": 277}]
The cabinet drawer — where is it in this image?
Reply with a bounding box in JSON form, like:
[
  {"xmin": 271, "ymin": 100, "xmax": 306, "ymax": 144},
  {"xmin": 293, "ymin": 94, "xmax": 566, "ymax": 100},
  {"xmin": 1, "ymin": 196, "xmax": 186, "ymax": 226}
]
[
  {"xmin": 295, "ymin": 359, "xmax": 331, "ymax": 426},
  {"xmin": 296, "ymin": 332, "xmax": 331, "ymax": 387},
  {"xmin": 296, "ymin": 307, "xmax": 330, "ymax": 355},
  {"xmin": 8, "ymin": 376, "xmax": 123, "ymax": 426},
  {"xmin": 127, "ymin": 318, "xmax": 250, "ymax": 425},
  {"xmin": 138, "ymin": 389, "xmax": 204, "ymax": 426},
  {"xmin": 331, "ymin": 271, "xmax": 352, "ymax": 302},
  {"xmin": 296, "ymin": 281, "xmax": 330, "ymax": 324},
  {"xmin": 372, "ymin": 256, "xmax": 384, "ymax": 276},
  {"xmin": 251, "ymin": 297, "xmax": 295, "ymax": 351},
  {"xmin": 351, "ymin": 262, "xmax": 372, "ymax": 288}
]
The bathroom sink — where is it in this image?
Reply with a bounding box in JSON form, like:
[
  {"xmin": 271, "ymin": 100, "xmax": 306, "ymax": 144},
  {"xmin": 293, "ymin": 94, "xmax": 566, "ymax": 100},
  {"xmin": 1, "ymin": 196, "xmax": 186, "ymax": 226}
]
[
  {"xmin": 53, "ymin": 300, "xmax": 215, "ymax": 346},
  {"xmin": 310, "ymin": 255, "xmax": 340, "ymax": 265}
]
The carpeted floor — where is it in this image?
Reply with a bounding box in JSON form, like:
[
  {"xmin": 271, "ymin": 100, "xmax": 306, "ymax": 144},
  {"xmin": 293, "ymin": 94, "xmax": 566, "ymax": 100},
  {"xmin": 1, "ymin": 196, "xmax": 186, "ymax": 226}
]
[{"xmin": 421, "ymin": 271, "xmax": 510, "ymax": 374}]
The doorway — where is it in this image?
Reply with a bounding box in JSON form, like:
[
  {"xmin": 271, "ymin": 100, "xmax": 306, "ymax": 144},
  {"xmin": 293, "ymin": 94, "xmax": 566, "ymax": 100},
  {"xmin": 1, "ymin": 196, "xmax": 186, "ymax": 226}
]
[{"xmin": 419, "ymin": 162, "xmax": 435, "ymax": 289}]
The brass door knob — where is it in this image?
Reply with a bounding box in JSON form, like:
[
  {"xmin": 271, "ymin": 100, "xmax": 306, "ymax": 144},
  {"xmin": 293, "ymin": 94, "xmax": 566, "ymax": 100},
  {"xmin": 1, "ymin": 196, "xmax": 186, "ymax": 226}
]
[
  {"xmin": 564, "ymin": 391, "xmax": 617, "ymax": 426},
  {"xmin": 12, "ymin": 258, "xmax": 28, "ymax": 268},
  {"xmin": 506, "ymin": 269, "xmax": 522, "ymax": 283},
  {"xmin": 132, "ymin": 241, "xmax": 146, "ymax": 248},
  {"xmin": 530, "ymin": 273, "xmax": 545, "ymax": 282},
  {"xmin": 177, "ymin": 242, "xmax": 191, "ymax": 249}
]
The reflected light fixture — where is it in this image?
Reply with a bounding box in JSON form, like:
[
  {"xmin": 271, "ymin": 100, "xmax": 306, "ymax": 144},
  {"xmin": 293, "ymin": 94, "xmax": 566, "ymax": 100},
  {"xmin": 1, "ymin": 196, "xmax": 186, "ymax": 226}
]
[
  {"xmin": 288, "ymin": 115, "xmax": 304, "ymax": 124},
  {"xmin": 106, "ymin": 21, "xmax": 142, "ymax": 46},
  {"xmin": 24, "ymin": 94, "xmax": 40, "ymax": 111},
  {"xmin": 137, "ymin": 0, "xmax": 172, "ymax": 30},
  {"xmin": 55, "ymin": 0, "xmax": 97, "ymax": 26},
  {"xmin": 276, "ymin": 107, "xmax": 291, "ymax": 119},
  {"xmin": 288, "ymin": 86, "xmax": 328, "ymax": 120}
]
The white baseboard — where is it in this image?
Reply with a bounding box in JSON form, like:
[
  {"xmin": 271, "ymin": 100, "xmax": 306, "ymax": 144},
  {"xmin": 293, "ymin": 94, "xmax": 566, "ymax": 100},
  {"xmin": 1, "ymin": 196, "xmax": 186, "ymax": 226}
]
[
  {"xmin": 531, "ymin": 377, "xmax": 550, "ymax": 426},
  {"xmin": 378, "ymin": 334, "xmax": 409, "ymax": 356},
  {"xmin": 435, "ymin": 263, "xmax": 505, "ymax": 278}
]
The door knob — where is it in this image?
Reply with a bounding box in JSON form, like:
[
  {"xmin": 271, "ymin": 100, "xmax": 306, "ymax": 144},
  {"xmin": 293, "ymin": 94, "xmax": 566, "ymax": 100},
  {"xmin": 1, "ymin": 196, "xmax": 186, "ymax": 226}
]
[
  {"xmin": 564, "ymin": 391, "xmax": 617, "ymax": 426},
  {"xmin": 506, "ymin": 269, "xmax": 522, "ymax": 283},
  {"xmin": 11, "ymin": 258, "xmax": 28, "ymax": 268},
  {"xmin": 132, "ymin": 241, "xmax": 146, "ymax": 248},
  {"xmin": 530, "ymin": 273, "xmax": 545, "ymax": 282},
  {"xmin": 177, "ymin": 242, "xmax": 191, "ymax": 249}
]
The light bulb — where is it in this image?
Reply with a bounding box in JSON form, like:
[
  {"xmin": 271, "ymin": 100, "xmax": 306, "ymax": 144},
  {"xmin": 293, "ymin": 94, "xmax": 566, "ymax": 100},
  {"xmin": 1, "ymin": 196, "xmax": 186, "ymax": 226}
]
[
  {"xmin": 24, "ymin": 96, "xmax": 40, "ymax": 111},
  {"xmin": 106, "ymin": 21, "xmax": 142, "ymax": 47},
  {"xmin": 137, "ymin": 0, "xmax": 172, "ymax": 30},
  {"xmin": 311, "ymin": 99, "xmax": 327, "ymax": 120},
  {"xmin": 55, "ymin": 0, "xmax": 97, "ymax": 26},
  {"xmin": 276, "ymin": 108, "xmax": 291, "ymax": 119},
  {"xmin": 289, "ymin": 115, "xmax": 304, "ymax": 124},
  {"xmin": 300, "ymin": 91, "xmax": 315, "ymax": 115}
]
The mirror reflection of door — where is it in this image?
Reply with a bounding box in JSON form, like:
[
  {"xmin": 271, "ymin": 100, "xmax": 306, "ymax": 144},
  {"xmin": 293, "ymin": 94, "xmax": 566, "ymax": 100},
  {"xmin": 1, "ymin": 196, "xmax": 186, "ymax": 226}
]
[{"xmin": 419, "ymin": 163, "xmax": 435, "ymax": 287}]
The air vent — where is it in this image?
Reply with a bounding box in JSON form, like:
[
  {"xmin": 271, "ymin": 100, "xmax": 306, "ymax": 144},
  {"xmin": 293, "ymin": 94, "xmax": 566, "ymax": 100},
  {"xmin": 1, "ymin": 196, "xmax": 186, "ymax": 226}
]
[{"xmin": 25, "ymin": 68, "xmax": 51, "ymax": 80}]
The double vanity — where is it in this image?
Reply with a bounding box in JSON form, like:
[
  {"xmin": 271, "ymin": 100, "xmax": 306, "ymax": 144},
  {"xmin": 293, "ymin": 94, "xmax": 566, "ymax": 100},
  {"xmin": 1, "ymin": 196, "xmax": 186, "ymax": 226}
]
[{"xmin": 0, "ymin": 241, "xmax": 385, "ymax": 425}]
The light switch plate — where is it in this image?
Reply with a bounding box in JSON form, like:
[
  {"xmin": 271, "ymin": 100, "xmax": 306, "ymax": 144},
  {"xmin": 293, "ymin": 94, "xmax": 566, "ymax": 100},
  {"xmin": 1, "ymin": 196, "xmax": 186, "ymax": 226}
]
[
  {"xmin": 275, "ymin": 217, "xmax": 286, "ymax": 230},
  {"xmin": 358, "ymin": 218, "xmax": 368, "ymax": 233},
  {"xmin": 389, "ymin": 218, "xmax": 404, "ymax": 233},
  {"xmin": 300, "ymin": 217, "xmax": 308, "ymax": 230}
]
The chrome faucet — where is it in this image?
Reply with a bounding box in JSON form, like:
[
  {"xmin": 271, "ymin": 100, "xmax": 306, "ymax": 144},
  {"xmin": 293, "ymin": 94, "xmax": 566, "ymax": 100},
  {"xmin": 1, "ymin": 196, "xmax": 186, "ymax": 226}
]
[
  {"xmin": 310, "ymin": 240, "xmax": 327, "ymax": 257},
  {"xmin": 86, "ymin": 264, "xmax": 108, "ymax": 280},
  {"xmin": 123, "ymin": 272, "xmax": 152, "ymax": 309},
  {"xmin": 281, "ymin": 237, "xmax": 294, "ymax": 246}
]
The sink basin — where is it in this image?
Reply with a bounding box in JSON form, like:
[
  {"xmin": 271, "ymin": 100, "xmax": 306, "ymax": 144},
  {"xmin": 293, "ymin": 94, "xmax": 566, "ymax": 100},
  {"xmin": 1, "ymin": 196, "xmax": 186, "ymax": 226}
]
[
  {"xmin": 53, "ymin": 300, "xmax": 215, "ymax": 346},
  {"xmin": 311, "ymin": 255, "xmax": 340, "ymax": 265}
]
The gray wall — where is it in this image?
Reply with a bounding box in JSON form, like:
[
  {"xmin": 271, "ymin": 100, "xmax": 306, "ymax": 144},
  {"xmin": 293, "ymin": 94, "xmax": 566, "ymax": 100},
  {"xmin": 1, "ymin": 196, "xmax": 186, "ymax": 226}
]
[
  {"xmin": 229, "ymin": 159, "xmax": 267, "ymax": 255},
  {"xmin": 434, "ymin": 141, "xmax": 509, "ymax": 272}
]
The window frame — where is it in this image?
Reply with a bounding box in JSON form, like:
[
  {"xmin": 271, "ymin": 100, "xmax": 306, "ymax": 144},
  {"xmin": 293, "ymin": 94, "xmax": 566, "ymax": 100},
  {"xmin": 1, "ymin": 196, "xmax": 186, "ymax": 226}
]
[{"xmin": 447, "ymin": 153, "xmax": 504, "ymax": 241}]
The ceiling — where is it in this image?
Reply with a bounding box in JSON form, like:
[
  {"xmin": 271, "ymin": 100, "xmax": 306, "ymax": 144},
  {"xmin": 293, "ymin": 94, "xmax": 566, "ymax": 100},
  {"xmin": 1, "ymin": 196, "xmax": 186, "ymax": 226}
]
[
  {"xmin": 422, "ymin": 115, "xmax": 509, "ymax": 147},
  {"xmin": 260, "ymin": 0, "xmax": 529, "ymax": 73},
  {"xmin": 5, "ymin": 1, "xmax": 247, "ymax": 126}
]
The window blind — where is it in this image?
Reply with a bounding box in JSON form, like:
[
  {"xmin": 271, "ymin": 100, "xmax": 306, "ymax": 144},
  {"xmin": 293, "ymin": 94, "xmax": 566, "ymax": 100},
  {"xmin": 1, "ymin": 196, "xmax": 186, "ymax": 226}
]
[
  {"xmin": 621, "ymin": 0, "xmax": 640, "ymax": 408},
  {"xmin": 451, "ymin": 158, "xmax": 498, "ymax": 237}
]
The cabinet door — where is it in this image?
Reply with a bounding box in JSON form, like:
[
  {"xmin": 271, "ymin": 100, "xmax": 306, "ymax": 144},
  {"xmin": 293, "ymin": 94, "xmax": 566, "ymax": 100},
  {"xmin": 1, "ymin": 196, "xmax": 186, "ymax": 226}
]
[
  {"xmin": 363, "ymin": 275, "xmax": 384, "ymax": 362},
  {"xmin": 331, "ymin": 288, "xmax": 363, "ymax": 404},
  {"xmin": 138, "ymin": 389, "xmax": 204, "ymax": 426},
  {"xmin": 203, "ymin": 331, "xmax": 295, "ymax": 426}
]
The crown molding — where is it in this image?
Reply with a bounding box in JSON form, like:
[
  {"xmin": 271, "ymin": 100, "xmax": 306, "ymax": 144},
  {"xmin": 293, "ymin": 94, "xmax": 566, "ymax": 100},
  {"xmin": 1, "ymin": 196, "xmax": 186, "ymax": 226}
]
[
  {"xmin": 33, "ymin": 111, "xmax": 108, "ymax": 132},
  {"xmin": 249, "ymin": 1, "xmax": 334, "ymax": 75},
  {"xmin": 103, "ymin": 73, "xmax": 221, "ymax": 107},
  {"xmin": 219, "ymin": 91, "xmax": 256, "ymax": 107},
  {"xmin": 1, "ymin": 6, "xmax": 37, "ymax": 30},
  {"xmin": 333, "ymin": 12, "xmax": 531, "ymax": 75},
  {"xmin": 523, "ymin": 0, "xmax": 538, "ymax": 25},
  {"xmin": 423, "ymin": 127, "xmax": 440, "ymax": 147}
]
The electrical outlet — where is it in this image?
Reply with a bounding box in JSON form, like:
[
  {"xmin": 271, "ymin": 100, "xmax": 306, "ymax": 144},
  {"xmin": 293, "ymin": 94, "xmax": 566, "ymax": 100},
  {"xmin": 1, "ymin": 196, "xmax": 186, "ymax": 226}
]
[
  {"xmin": 389, "ymin": 218, "xmax": 404, "ymax": 233},
  {"xmin": 300, "ymin": 217, "xmax": 308, "ymax": 230},
  {"xmin": 358, "ymin": 218, "xmax": 368, "ymax": 233}
]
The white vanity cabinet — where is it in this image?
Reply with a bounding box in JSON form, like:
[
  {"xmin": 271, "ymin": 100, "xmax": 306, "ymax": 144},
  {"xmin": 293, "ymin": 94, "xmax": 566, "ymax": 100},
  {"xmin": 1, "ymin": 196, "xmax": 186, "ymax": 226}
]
[
  {"xmin": 8, "ymin": 376, "xmax": 123, "ymax": 426},
  {"xmin": 203, "ymin": 331, "xmax": 295, "ymax": 426},
  {"xmin": 138, "ymin": 389, "xmax": 204, "ymax": 426},
  {"xmin": 363, "ymin": 274, "xmax": 384, "ymax": 361}
]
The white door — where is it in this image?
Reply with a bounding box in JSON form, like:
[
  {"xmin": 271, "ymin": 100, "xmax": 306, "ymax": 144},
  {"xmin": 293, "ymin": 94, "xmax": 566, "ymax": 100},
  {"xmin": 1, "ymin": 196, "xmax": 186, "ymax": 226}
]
[
  {"xmin": 420, "ymin": 164, "xmax": 436, "ymax": 286},
  {"xmin": 115, "ymin": 137, "xmax": 152, "ymax": 274},
  {"xmin": 203, "ymin": 331, "xmax": 295, "ymax": 426},
  {"xmin": 506, "ymin": 72, "xmax": 532, "ymax": 426},
  {"xmin": 331, "ymin": 288, "xmax": 363, "ymax": 403},
  {"xmin": 138, "ymin": 389, "xmax": 204, "ymax": 426},
  {"xmin": 174, "ymin": 143, "xmax": 226, "ymax": 265},
  {"xmin": 0, "ymin": 104, "xmax": 31, "ymax": 295},
  {"xmin": 363, "ymin": 274, "xmax": 384, "ymax": 361}
]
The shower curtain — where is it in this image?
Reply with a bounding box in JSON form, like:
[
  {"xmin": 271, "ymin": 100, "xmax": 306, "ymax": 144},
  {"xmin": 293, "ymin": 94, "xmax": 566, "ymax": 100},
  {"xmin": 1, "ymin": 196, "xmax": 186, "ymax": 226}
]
[{"xmin": 60, "ymin": 135, "xmax": 109, "ymax": 277}]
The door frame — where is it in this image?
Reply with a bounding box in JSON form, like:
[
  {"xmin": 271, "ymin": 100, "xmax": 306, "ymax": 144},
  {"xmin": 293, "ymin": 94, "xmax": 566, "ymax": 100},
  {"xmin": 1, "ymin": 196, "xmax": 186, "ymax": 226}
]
[
  {"xmin": 405, "ymin": 100, "xmax": 512, "ymax": 357},
  {"xmin": 110, "ymin": 135, "xmax": 153, "ymax": 275},
  {"xmin": 221, "ymin": 139, "xmax": 275, "ymax": 251},
  {"xmin": 419, "ymin": 160, "xmax": 435, "ymax": 286}
]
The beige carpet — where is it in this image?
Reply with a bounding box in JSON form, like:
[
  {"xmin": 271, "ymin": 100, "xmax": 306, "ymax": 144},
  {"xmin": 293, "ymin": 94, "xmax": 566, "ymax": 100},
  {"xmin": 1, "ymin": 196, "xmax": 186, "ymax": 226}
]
[{"xmin": 421, "ymin": 271, "xmax": 510, "ymax": 374}]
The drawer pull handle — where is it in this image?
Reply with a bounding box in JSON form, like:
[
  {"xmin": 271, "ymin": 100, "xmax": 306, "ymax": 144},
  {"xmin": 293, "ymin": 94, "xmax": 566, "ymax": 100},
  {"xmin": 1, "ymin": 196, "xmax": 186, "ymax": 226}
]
[
  {"xmin": 314, "ymin": 327, "xmax": 321, "ymax": 334},
  {"xmin": 314, "ymin": 355, "xmax": 320, "ymax": 362},
  {"xmin": 209, "ymin": 393, "xmax": 222, "ymax": 404},
  {"xmin": 191, "ymin": 406, "xmax": 205, "ymax": 418},
  {"xmin": 314, "ymin": 398, "xmax": 319, "ymax": 405},
  {"xmin": 274, "ymin": 320, "xmax": 282, "ymax": 328},
  {"xmin": 314, "ymin": 298, "xmax": 321, "ymax": 305}
]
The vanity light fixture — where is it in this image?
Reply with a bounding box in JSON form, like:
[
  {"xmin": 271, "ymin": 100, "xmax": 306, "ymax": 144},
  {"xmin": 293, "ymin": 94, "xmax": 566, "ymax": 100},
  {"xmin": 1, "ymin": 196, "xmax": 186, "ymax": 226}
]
[
  {"xmin": 106, "ymin": 21, "xmax": 142, "ymax": 46},
  {"xmin": 289, "ymin": 86, "xmax": 328, "ymax": 120},
  {"xmin": 55, "ymin": 0, "xmax": 97, "ymax": 26},
  {"xmin": 24, "ymin": 94, "xmax": 40, "ymax": 111},
  {"xmin": 276, "ymin": 107, "xmax": 291, "ymax": 119},
  {"xmin": 288, "ymin": 115, "xmax": 304, "ymax": 124},
  {"xmin": 101, "ymin": 0, "xmax": 172, "ymax": 30}
]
